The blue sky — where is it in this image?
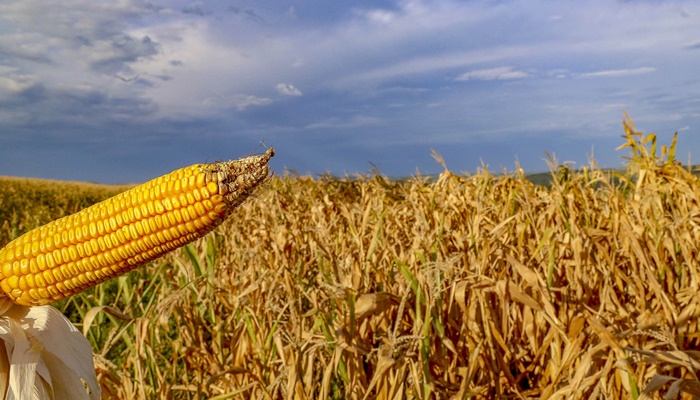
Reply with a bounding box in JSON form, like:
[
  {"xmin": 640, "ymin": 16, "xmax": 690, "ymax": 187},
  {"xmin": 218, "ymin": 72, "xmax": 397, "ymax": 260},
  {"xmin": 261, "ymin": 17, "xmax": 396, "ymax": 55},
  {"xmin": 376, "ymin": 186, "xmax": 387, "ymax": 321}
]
[{"xmin": 1, "ymin": 0, "xmax": 699, "ymax": 183}]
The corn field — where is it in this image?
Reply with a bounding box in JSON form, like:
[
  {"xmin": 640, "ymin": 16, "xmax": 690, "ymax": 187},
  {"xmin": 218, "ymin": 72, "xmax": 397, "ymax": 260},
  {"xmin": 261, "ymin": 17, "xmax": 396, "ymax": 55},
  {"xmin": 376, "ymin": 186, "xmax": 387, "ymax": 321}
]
[{"xmin": 2, "ymin": 117, "xmax": 700, "ymax": 399}]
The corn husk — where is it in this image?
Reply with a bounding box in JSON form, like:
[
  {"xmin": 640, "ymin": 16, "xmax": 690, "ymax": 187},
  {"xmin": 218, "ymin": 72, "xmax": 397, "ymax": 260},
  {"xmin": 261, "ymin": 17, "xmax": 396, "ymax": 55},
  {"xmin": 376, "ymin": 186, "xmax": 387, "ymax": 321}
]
[{"xmin": 0, "ymin": 298, "xmax": 100, "ymax": 400}]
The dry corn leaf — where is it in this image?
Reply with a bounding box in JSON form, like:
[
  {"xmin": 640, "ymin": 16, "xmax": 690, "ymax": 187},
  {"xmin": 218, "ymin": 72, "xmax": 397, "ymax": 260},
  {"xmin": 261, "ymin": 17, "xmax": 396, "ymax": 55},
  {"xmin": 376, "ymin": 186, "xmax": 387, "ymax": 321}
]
[{"xmin": 82, "ymin": 305, "xmax": 132, "ymax": 336}]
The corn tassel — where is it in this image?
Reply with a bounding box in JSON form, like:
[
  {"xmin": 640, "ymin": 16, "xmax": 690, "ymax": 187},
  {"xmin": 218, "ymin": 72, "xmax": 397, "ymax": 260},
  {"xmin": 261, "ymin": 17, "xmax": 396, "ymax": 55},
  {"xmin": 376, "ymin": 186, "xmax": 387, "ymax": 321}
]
[{"xmin": 0, "ymin": 148, "xmax": 274, "ymax": 306}]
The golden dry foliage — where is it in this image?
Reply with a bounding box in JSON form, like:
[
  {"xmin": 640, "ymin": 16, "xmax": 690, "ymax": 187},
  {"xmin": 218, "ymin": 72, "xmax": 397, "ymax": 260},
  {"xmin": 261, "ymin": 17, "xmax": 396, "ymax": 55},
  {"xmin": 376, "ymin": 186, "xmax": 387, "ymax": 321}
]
[{"xmin": 5, "ymin": 117, "xmax": 700, "ymax": 399}]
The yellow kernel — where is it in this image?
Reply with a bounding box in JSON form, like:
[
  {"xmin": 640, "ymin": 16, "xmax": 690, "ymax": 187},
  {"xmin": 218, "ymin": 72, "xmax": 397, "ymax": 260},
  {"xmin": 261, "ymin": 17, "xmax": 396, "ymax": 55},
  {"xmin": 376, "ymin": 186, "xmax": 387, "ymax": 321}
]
[
  {"xmin": 162, "ymin": 212, "xmax": 174, "ymax": 227},
  {"xmin": 68, "ymin": 246, "xmax": 78, "ymax": 261},
  {"xmin": 1, "ymin": 263, "xmax": 12, "ymax": 278},
  {"xmin": 109, "ymin": 217, "xmax": 118, "ymax": 232},
  {"xmin": 141, "ymin": 235, "xmax": 152, "ymax": 249},
  {"xmin": 69, "ymin": 261, "xmax": 80, "ymax": 276},
  {"xmin": 162, "ymin": 198, "xmax": 173, "ymax": 211},
  {"xmin": 185, "ymin": 205, "xmax": 196, "ymax": 220},
  {"xmin": 20, "ymin": 259, "xmax": 30, "ymax": 275},
  {"xmin": 177, "ymin": 224, "xmax": 188, "ymax": 236},
  {"xmin": 36, "ymin": 254, "xmax": 47, "ymax": 271},
  {"xmin": 26, "ymin": 274, "xmax": 36, "ymax": 288},
  {"xmin": 74, "ymin": 243, "xmax": 84, "ymax": 258},
  {"xmin": 134, "ymin": 221, "xmax": 145, "ymax": 236},
  {"xmin": 18, "ymin": 276, "xmax": 27, "ymax": 291},
  {"xmin": 43, "ymin": 270, "xmax": 55, "ymax": 285},
  {"xmin": 34, "ymin": 273, "xmax": 46, "ymax": 288},
  {"xmin": 3, "ymin": 249, "xmax": 13, "ymax": 262},
  {"xmin": 29, "ymin": 259, "xmax": 38, "ymax": 274},
  {"xmin": 56, "ymin": 281, "xmax": 67, "ymax": 293},
  {"xmin": 110, "ymin": 248, "xmax": 121, "ymax": 263},
  {"xmin": 128, "ymin": 224, "xmax": 138, "ymax": 239},
  {"xmin": 0, "ymin": 279, "xmax": 12, "ymax": 294},
  {"xmin": 116, "ymin": 246, "xmax": 127, "ymax": 261},
  {"xmin": 89, "ymin": 222, "xmax": 97, "ymax": 238},
  {"xmin": 146, "ymin": 201, "xmax": 155, "ymax": 216},
  {"xmin": 90, "ymin": 239, "xmax": 99, "ymax": 254},
  {"xmin": 37, "ymin": 288, "xmax": 49, "ymax": 300},
  {"xmin": 124, "ymin": 243, "xmax": 135, "ymax": 257},
  {"xmin": 195, "ymin": 172, "xmax": 205, "ymax": 187},
  {"xmin": 193, "ymin": 218, "xmax": 205, "ymax": 230},
  {"xmin": 206, "ymin": 181, "xmax": 218, "ymax": 194},
  {"xmin": 96, "ymin": 237, "xmax": 107, "ymax": 253},
  {"xmin": 89, "ymin": 255, "xmax": 101, "ymax": 270},
  {"xmin": 103, "ymin": 251, "xmax": 115, "ymax": 265},
  {"xmin": 11, "ymin": 289, "xmax": 24, "ymax": 301},
  {"xmin": 47, "ymin": 285, "xmax": 58, "ymax": 297},
  {"xmin": 52, "ymin": 267, "xmax": 65, "ymax": 282},
  {"xmin": 11, "ymin": 261, "xmax": 20, "ymax": 276},
  {"xmin": 27, "ymin": 289, "xmax": 40, "ymax": 300},
  {"xmin": 174, "ymin": 210, "xmax": 184, "ymax": 223},
  {"xmin": 6, "ymin": 275, "xmax": 19, "ymax": 289},
  {"xmin": 47, "ymin": 253, "xmax": 57, "ymax": 269},
  {"xmin": 133, "ymin": 238, "xmax": 146, "ymax": 253},
  {"xmin": 211, "ymin": 194, "xmax": 224, "ymax": 205},
  {"xmin": 148, "ymin": 218, "xmax": 158, "ymax": 233},
  {"xmin": 200, "ymin": 214, "xmax": 213, "ymax": 226},
  {"xmin": 185, "ymin": 221, "xmax": 196, "ymax": 233},
  {"xmin": 115, "ymin": 230, "xmax": 126, "ymax": 245},
  {"xmin": 60, "ymin": 248, "xmax": 70, "ymax": 264},
  {"xmin": 45, "ymin": 237, "xmax": 55, "ymax": 252}
]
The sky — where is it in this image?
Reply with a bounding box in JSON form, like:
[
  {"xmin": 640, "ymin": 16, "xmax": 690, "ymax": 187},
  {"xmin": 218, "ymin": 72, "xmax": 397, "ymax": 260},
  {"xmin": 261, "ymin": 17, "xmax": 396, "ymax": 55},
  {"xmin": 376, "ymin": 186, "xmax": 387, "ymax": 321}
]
[{"xmin": 1, "ymin": 0, "xmax": 700, "ymax": 183}]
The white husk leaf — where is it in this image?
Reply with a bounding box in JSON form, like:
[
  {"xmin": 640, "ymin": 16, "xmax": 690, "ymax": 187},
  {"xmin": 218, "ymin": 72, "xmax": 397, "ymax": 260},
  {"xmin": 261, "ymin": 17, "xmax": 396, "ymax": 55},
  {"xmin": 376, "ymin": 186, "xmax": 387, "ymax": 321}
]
[{"xmin": 0, "ymin": 297, "xmax": 100, "ymax": 400}]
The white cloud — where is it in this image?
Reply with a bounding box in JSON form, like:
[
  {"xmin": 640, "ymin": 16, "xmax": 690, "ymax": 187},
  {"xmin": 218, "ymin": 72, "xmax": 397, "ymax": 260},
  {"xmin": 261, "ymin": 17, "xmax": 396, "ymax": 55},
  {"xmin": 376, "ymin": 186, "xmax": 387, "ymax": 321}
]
[
  {"xmin": 363, "ymin": 9, "xmax": 395, "ymax": 25},
  {"xmin": 579, "ymin": 67, "xmax": 656, "ymax": 78},
  {"xmin": 276, "ymin": 83, "xmax": 302, "ymax": 96},
  {"xmin": 0, "ymin": 74, "xmax": 36, "ymax": 94},
  {"xmin": 202, "ymin": 93, "xmax": 272, "ymax": 110},
  {"xmin": 456, "ymin": 66, "xmax": 529, "ymax": 81}
]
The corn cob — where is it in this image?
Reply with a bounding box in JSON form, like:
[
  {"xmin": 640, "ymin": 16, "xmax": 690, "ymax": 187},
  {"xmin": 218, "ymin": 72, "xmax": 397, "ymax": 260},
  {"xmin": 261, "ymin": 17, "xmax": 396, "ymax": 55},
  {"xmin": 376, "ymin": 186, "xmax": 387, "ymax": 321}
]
[{"xmin": 0, "ymin": 148, "xmax": 274, "ymax": 306}]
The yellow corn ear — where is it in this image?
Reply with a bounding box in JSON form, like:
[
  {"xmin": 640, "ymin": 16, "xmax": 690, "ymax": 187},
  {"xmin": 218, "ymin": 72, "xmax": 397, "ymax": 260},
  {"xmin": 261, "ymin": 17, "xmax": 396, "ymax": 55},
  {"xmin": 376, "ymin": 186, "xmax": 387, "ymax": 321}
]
[{"xmin": 0, "ymin": 148, "xmax": 274, "ymax": 306}]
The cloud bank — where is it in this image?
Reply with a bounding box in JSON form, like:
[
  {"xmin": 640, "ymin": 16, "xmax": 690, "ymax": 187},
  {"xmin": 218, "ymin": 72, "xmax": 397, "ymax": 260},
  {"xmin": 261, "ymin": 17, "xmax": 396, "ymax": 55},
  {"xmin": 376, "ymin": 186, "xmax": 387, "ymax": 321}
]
[{"xmin": 0, "ymin": 0, "xmax": 699, "ymax": 182}]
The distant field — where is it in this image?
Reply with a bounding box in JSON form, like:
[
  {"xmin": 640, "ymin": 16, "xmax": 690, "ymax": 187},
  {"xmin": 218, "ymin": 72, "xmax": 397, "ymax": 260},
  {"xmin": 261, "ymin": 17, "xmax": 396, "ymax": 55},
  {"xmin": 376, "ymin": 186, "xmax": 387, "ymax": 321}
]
[
  {"xmin": 0, "ymin": 176, "xmax": 131, "ymax": 246},
  {"xmin": 1, "ymin": 119, "xmax": 699, "ymax": 399}
]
